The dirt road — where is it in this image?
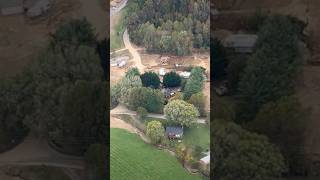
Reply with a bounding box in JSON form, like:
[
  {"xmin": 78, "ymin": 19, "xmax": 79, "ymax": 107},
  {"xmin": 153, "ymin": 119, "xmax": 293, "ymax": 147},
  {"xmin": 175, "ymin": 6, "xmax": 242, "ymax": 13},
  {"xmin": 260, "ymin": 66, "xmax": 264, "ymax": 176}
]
[
  {"xmin": 111, "ymin": 104, "xmax": 207, "ymax": 124},
  {"xmin": 0, "ymin": 134, "xmax": 84, "ymax": 170},
  {"xmin": 123, "ymin": 29, "xmax": 146, "ymax": 73}
]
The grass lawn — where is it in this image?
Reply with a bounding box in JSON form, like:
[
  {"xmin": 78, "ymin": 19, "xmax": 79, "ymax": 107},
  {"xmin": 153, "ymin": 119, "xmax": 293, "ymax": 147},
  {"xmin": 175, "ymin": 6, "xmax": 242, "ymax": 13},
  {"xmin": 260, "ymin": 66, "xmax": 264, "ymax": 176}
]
[
  {"xmin": 110, "ymin": 8, "xmax": 127, "ymax": 51},
  {"xmin": 144, "ymin": 117, "xmax": 210, "ymax": 150},
  {"xmin": 111, "ymin": 128, "xmax": 202, "ymax": 180},
  {"xmin": 183, "ymin": 124, "xmax": 210, "ymax": 151}
]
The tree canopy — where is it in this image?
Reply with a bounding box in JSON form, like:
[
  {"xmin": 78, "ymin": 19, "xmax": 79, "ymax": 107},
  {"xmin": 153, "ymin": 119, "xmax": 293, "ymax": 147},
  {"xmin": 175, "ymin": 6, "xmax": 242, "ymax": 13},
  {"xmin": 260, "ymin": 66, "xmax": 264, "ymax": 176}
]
[
  {"xmin": 163, "ymin": 71, "xmax": 181, "ymax": 87},
  {"xmin": 146, "ymin": 120, "xmax": 165, "ymax": 145},
  {"xmin": 211, "ymin": 120, "xmax": 287, "ymax": 180},
  {"xmin": 127, "ymin": 0, "xmax": 209, "ymax": 55},
  {"xmin": 238, "ymin": 15, "xmax": 301, "ymax": 121},
  {"xmin": 140, "ymin": 71, "xmax": 161, "ymax": 88},
  {"xmin": 249, "ymin": 96, "xmax": 308, "ymax": 174},
  {"xmin": 183, "ymin": 67, "xmax": 205, "ymax": 100},
  {"xmin": 127, "ymin": 87, "xmax": 164, "ymax": 113},
  {"xmin": 164, "ymin": 100, "xmax": 199, "ymax": 127}
]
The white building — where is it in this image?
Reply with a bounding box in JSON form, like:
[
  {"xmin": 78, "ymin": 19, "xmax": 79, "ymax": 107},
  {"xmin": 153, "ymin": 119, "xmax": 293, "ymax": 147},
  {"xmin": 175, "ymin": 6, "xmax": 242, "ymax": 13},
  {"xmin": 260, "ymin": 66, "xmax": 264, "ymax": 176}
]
[
  {"xmin": 200, "ymin": 154, "xmax": 210, "ymax": 165},
  {"xmin": 180, "ymin": 71, "xmax": 191, "ymax": 78},
  {"xmin": 159, "ymin": 68, "xmax": 166, "ymax": 76},
  {"xmin": 0, "ymin": 0, "xmax": 24, "ymax": 15},
  {"xmin": 118, "ymin": 60, "xmax": 126, "ymax": 68}
]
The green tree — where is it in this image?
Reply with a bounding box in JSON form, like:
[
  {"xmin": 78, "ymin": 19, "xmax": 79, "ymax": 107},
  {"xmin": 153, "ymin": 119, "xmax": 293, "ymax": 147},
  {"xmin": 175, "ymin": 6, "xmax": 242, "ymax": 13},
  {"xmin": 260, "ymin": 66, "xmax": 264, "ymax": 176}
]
[
  {"xmin": 137, "ymin": 107, "xmax": 148, "ymax": 120},
  {"xmin": 0, "ymin": 76, "xmax": 29, "ymax": 151},
  {"xmin": 125, "ymin": 67, "xmax": 140, "ymax": 78},
  {"xmin": 110, "ymin": 85, "xmax": 121, "ymax": 108},
  {"xmin": 163, "ymin": 71, "xmax": 181, "ymax": 87},
  {"xmin": 128, "ymin": 87, "xmax": 164, "ymax": 113},
  {"xmin": 212, "ymin": 97, "xmax": 236, "ymax": 122},
  {"xmin": 164, "ymin": 100, "xmax": 199, "ymax": 127},
  {"xmin": 27, "ymin": 45, "xmax": 104, "ymax": 137},
  {"xmin": 50, "ymin": 80, "xmax": 107, "ymax": 154},
  {"xmin": 146, "ymin": 120, "xmax": 165, "ymax": 145},
  {"xmin": 50, "ymin": 18, "xmax": 96, "ymax": 48},
  {"xmin": 250, "ymin": 96, "xmax": 308, "ymax": 174},
  {"xmin": 238, "ymin": 15, "xmax": 301, "ymax": 121},
  {"xmin": 183, "ymin": 67, "xmax": 204, "ymax": 100},
  {"xmin": 117, "ymin": 74, "xmax": 142, "ymax": 105},
  {"xmin": 212, "ymin": 38, "xmax": 226, "ymax": 80},
  {"xmin": 212, "ymin": 120, "xmax": 287, "ymax": 180},
  {"xmin": 187, "ymin": 92, "xmax": 206, "ymax": 117},
  {"xmin": 226, "ymin": 56, "xmax": 248, "ymax": 94},
  {"xmin": 140, "ymin": 71, "xmax": 161, "ymax": 88}
]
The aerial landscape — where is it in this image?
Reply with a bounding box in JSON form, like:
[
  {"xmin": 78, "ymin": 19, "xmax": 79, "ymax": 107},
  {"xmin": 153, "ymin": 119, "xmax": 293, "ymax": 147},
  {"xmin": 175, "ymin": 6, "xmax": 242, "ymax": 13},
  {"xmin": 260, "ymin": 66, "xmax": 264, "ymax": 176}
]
[
  {"xmin": 213, "ymin": 0, "xmax": 320, "ymax": 179},
  {"xmin": 1, "ymin": 0, "xmax": 320, "ymax": 179},
  {"xmin": 110, "ymin": 0, "xmax": 210, "ymax": 179},
  {"xmin": 0, "ymin": 0, "xmax": 107, "ymax": 179}
]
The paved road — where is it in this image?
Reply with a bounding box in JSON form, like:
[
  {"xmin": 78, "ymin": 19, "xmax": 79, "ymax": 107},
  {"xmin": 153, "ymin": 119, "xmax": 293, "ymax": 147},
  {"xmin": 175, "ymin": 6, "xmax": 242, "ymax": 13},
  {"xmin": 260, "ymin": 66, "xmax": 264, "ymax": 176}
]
[
  {"xmin": 111, "ymin": 104, "xmax": 206, "ymax": 124},
  {"xmin": 0, "ymin": 134, "xmax": 85, "ymax": 170}
]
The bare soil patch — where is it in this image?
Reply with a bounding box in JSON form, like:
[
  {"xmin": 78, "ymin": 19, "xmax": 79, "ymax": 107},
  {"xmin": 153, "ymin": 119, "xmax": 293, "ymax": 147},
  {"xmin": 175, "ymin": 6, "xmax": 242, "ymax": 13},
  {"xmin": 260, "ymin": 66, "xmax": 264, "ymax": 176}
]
[
  {"xmin": 110, "ymin": 116, "xmax": 137, "ymax": 133},
  {"xmin": 0, "ymin": 0, "xmax": 106, "ymax": 76},
  {"xmin": 203, "ymin": 82, "xmax": 211, "ymax": 112},
  {"xmin": 296, "ymin": 66, "xmax": 320, "ymax": 158}
]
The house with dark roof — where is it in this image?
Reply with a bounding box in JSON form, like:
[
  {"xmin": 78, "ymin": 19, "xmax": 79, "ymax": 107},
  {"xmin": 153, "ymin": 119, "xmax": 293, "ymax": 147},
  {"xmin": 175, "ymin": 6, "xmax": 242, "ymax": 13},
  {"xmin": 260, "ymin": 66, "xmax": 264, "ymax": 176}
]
[
  {"xmin": 0, "ymin": 0, "xmax": 23, "ymax": 15},
  {"xmin": 224, "ymin": 34, "xmax": 258, "ymax": 53},
  {"xmin": 166, "ymin": 126, "xmax": 183, "ymax": 139}
]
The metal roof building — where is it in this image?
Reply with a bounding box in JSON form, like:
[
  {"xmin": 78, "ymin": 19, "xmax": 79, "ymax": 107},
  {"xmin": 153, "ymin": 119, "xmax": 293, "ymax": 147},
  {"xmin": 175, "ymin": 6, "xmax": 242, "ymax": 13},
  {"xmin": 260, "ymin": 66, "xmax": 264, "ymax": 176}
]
[
  {"xmin": 25, "ymin": 0, "xmax": 51, "ymax": 17},
  {"xmin": 224, "ymin": 34, "xmax": 258, "ymax": 53},
  {"xmin": 166, "ymin": 126, "xmax": 183, "ymax": 138},
  {"xmin": 0, "ymin": 0, "xmax": 23, "ymax": 15}
]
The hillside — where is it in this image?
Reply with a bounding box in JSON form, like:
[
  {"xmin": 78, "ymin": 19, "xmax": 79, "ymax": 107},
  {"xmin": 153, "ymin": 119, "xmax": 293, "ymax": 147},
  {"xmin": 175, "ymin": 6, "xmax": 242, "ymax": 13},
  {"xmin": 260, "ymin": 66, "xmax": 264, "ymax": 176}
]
[{"xmin": 110, "ymin": 128, "xmax": 201, "ymax": 180}]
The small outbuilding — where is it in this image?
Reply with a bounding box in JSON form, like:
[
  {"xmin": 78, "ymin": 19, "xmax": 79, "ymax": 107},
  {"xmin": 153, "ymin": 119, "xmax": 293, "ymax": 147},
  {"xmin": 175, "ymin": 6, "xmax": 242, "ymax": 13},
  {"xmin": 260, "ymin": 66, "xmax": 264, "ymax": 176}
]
[
  {"xmin": 0, "ymin": 0, "xmax": 24, "ymax": 15},
  {"xmin": 224, "ymin": 34, "xmax": 258, "ymax": 53},
  {"xmin": 25, "ymin": 0, "xmax": 51, "ymax": 17},
  {"xmin": 159, "ymin": 68, "xmax": 166, "ymax": 76},
  {"xmin": 166, "ymin": 126, "xmax": 183, "ymax": 139},
  {"xmin": 200, "ymin": 154, "xmax": 210, "ymax": 165},
  {"xmin": 179, "ymin": 71, "xmax": 191, "ymax": 79},
  {"xmin": 199, "ymin": 152, "xmax": 210, "ymax": 176}
]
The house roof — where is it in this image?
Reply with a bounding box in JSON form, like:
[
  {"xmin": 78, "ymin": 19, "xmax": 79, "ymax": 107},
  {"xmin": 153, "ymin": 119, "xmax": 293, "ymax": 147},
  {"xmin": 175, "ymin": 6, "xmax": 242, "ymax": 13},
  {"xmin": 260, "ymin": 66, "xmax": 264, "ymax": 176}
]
[
  {"xmin": 0, "ymin": 0, "xmax": 23, "ymax": 8},
  {"xmin": 165, "ymin": 126, "xmax": 183, "ymax": 135},
  {"xmin": 200, "ymin": 154, "xmax": 210, "ymax": 164},
  {"xmin": 224, "ymin": 34, "xmax": 258, "ymax": 48}
]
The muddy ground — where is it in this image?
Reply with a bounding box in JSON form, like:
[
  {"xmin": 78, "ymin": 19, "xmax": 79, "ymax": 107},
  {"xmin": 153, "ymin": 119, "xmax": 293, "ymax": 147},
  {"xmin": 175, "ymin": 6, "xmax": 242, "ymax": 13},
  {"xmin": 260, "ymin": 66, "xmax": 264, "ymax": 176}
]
[{"xmin": 0, "ymin": 0, "xmax": 107, "ymax": 76}]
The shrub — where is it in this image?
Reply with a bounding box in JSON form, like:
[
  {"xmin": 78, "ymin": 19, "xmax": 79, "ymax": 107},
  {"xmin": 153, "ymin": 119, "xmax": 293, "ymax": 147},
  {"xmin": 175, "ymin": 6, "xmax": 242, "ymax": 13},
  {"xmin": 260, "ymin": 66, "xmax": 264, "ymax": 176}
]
[
  {"xmin": 140, "ymin": 72, "xmax": 160, "ymax": 88},
  {"xmin": 137, "ymin": 107, "xmax": 148, "ymax": 120},
  {"xmin": 163, "ymin": 71, "xmax": 181, "ymax": 87},
  {"xmin": 146, "ymin": 121, "xmax": 165, "ymax": 145}
]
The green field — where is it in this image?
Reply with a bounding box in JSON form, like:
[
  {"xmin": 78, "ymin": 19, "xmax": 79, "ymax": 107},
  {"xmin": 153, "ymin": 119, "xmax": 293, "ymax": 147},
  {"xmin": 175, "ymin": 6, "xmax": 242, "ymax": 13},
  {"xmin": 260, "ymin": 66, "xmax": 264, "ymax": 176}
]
[
  {"xmin": 183, "ymin": 125, "xmax": 210, "ymax": 150},
  {"xmin": 111, "ymin": 128, "xmax": 202, "ymax": 180}
]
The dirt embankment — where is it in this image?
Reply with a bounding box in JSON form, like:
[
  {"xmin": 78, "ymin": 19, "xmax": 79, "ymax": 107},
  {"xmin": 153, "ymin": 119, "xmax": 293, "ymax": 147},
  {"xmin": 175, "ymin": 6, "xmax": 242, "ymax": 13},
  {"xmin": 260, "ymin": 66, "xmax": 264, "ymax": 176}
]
[{"xmin": 0, "ymin": 0, "xmax": 107, "ymax": 76}]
